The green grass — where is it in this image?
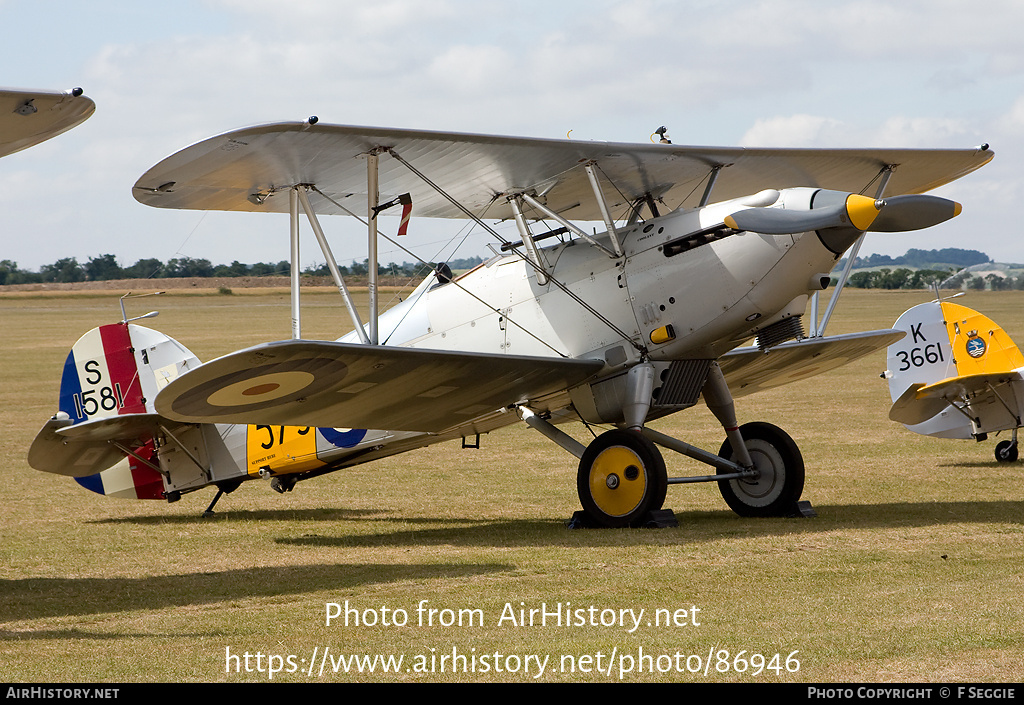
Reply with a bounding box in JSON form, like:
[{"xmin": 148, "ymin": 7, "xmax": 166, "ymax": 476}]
[{"xmin": 1, "ymin": 288, "xmax": 1021, "ymax": 682}]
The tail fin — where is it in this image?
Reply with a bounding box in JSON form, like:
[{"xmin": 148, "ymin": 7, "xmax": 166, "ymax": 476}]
[
  {"xmin": 30, "ymin": 323, "xmax": 200, "ymax": 498},
  {"xmin": 936, "ymin": 301, "xmax": 1024, "ymax": 377},
  {"xmin": 886, "ymin": 301, "xmax": 956, "ymax": 402},
  {"xmin": 56, "ymin": 323, "xmax": 199, "ymax": 423},
  {"xmin": 886, "ymin": 300, "xmax": 1024, "ymax": 438}
]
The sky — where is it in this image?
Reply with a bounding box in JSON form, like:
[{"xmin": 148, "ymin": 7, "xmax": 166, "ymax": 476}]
[{"xmin": 1, "ymin": 0, "xmax": 1022, "ymax": 272}]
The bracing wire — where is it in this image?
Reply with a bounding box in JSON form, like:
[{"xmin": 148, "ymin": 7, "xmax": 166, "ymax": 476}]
[
  {"xmin": 385, "ymin": 148, "xmax": 646, "ymax": 355},
  {"xmin": 310, "ymin": 186, "xmax": 570, "ymax": 357}
]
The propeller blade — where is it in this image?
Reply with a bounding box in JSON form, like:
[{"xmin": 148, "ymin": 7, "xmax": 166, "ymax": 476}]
[
  {"xmin": 724, "ymin": 194, "xmax": 882, "ymax": 234},
  {"xmin": 723, "ymin": 192, "xmax": 961, "ymax": 235},
  {"xmin": 869, "ymin": 194, "xmax": 962, "ymax": 232}
]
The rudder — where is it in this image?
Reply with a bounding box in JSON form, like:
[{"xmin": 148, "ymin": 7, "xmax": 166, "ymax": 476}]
[{"xmin": 30, "ymin": 323, "xmax": 200, "ymax": 499}]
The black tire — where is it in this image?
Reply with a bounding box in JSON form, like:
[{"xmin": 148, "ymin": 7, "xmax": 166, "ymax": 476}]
[
  {"xmin": 995, "ymin": 440, "xmax": 1018, "ymax": 463},
  {"xmin": 717, "ymin": 422, "xmax": 804, "ymax": 517},
  {"xmin": 577, "ymin": 429, "xmax": 668, "ymax": 527}
]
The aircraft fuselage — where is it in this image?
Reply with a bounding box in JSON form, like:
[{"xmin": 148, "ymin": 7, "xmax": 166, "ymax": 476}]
[{"xmin": 366, "ymin": 187, "xmax": 841, "ymax": 369}]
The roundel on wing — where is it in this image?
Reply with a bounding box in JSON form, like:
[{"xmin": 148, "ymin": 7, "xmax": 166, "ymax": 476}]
[
  {"xmin": 206, "ymin": 370, "xmax": 316, "ymax": 407},
  {"xmin": 168, "ymin": 357, "xmax": 349, "ymax": 418},
  {"xmin": 319, "ymin": 427, "xmax": 367, "ymax": 448}
]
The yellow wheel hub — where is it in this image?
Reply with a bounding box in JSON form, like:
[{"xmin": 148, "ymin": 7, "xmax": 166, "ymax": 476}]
[{"xmin": 588, "ymin": 446, "xmax": 647, "ymax": 517}]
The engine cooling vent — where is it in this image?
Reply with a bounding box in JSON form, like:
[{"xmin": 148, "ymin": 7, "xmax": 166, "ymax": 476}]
[
  {"xmin": 653, "ymin": 359, "xmax": 713, "ymax": 408},
  {"xmin": 756, "ymin": 316, "xmax": 804, "ymax": 352}
]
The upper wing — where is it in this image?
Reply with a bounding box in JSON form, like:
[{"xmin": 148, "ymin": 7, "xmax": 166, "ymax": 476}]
[
  {"xmin": 0, "ymin": 87, "xmax": 94, "ymax": 159},
  {"xmin": 154, "ymin": 340, "xmax": 605, "ymax": 433},
  {"xmin": 719, "ymin": 329, "xmax": 904, "ymax": 398},
  {"xmin": 133, "ymin": 121, "xmax": 993, "ymax": 221}
]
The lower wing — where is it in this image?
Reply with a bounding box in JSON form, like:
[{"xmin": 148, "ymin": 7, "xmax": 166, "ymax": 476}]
[
  {"xmin": 719, "ymin": 329, "xmax": 905, "ymax": 398},
  {"xmin": 154, "ymin": 340, "xmax": 605, "ymax": 434}
]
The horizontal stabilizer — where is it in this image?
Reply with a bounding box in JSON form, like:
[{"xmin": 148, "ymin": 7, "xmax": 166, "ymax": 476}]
[
  {"xmin": 55, "ymin": 412, "xmax": 172, "ymax": 442},
  {"xmin": 917, "ymin": 371, "xmax": 1023, "ymax": 400},
  {"xmin": 888, "ymin": 383, "xmax": 950, "ymax": 425},
  {"xmin": 720, "ymin": 329, "xmax": 905, "ymax": 398},
  {"xmin": 28, "ymin": 412, "xmax": 165, "ymax": 477},
  {"xmin": 889, "ymin": 371, "xmax": 1024, "ymax": 426},
  {"xmin": 155, "ymin": 340, "xmax": 605, "ymax": 433}
]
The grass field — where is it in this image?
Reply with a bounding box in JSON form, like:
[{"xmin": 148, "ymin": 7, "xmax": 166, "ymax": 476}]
[{"xmin": 1, "ymin": 287, "xmax": 1021, "ymax": 683}]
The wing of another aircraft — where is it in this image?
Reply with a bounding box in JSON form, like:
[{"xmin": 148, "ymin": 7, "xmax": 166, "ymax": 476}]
[
  {"xmin": 0, "ymin": 87, "xmax": 94, "ymax": 158},
  {"xmin": 154, "ymin": 340, "xmax": 605, "ymax": 434},
  {"xmin": 720, "ymin": 329, "xmax": 905, "ymax": 398},
  {"xmin": 133, "ymin": 121, "xmax": 993, "ymax": 221}
]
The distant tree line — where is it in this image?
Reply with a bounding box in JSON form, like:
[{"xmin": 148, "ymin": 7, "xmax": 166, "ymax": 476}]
[
  {"xmin": 847, "ymin": 267, "xmax": 1024, "ymax": 291},
  {"xmin": 943, "ymin": 270, "xmax": 1024, "ymax": 291},
  {"xmin": 847, "ymin": 268, "xmax": 956, "ymax": 290},
  {"xmin": 837, "ymin": 247, "xmax": 991, "ymax": 271},
  {"xmin": 0, "ymin": 255, "xmax": 484, "ymax": 285}
]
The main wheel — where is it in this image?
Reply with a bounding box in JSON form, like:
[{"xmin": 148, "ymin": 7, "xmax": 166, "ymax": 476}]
[
  {"xmin": 577, "ymin": 429, "xmax": 667, "ymax": 527},
  {"xmin": 717, "ymin": 422, "xmax": 804, "ymax": 517},
  {"xmin": 995, "ymin": 440, "xmax": 1018, "ymax": 463}
]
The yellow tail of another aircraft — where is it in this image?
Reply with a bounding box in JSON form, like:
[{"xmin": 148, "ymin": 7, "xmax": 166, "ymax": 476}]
[{"xmin": 886, "ymin": 298, "xmax": 1024, "ymax": 461}]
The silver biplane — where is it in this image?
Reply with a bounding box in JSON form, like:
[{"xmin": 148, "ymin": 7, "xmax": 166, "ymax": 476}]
[{"xmin": 29, "ymin": 118, "xmax": 992, "ymax": 526}]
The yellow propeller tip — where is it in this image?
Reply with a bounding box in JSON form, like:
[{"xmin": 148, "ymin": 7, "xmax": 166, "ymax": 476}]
[
  {"xmin": 724, "ymin": 215, "xmax": 738, "ymax": 229},
  {"xmin": 953, "ymin": 201, "xmax": 963, "ymax": 217},
  {"xmin": 846, "ymin": 193, "xmax": 882, "ymax": 231}
]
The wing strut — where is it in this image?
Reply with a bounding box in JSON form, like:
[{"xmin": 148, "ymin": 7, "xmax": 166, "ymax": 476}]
[
  {"xmin": 384, "ymin": 147, "xmax": 646, "ymax": 355},
  {"xmin": 312, "ymin": 187, "xmax": 576, "ymax": 358},
  {"xmin": 508, "ymin": 195, "xmax": 551, "ymax": 285},
  {"xmin": 517, "ymin": 191, "xmax": 618, "ymax": 257},
  {"xmin": 286, "ymin": 148, "xmax": 386, "ymax": 346},
  {"xmin": 583, "ymin": 162, "xmax": 624, "ymax": 257},
  {"xmin": 294, "ymin": 185, "xmax": 371, "ymax": 345},
  {"xmin": 289, "ymin": 188, "xmax": 301, "ymax": 339},
  {"xmin": 698, "ymin": 164, "xmax": 724, "ymax": 207},
  {"xmin": 367, "ymin": 149, "xmax": 381, "ymax": 345},
  {"xmin": 812, "ymin": 164, "xmax": 895, "ymax": 337}
]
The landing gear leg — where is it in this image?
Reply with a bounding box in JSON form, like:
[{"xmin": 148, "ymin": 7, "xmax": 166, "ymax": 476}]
[
  {"xmin": 702, "ymin": 363, "xmax": 754, "ymax": 469},
  {"xmin": 564, "ymin": 362, "xmax": 807, "ymax": 524},
  {"xmin": 702, "ymin": 363, "xmax": 805, "ymax": 517},
  {"xmin": 202, "ymin": 479, "xmax": 242, "ymax": 517}
]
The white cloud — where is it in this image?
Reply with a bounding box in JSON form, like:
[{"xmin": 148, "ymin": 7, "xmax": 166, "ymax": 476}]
[
  {"xmin": 995, "ymin": 94, "xmax": 1024, "ymax": 133},
  {"xmin": 872, "ymin": 116, "xmax": 977, "ymax": 149},
  {"xmin": 427, "ymin": 45, "xmax": 514, "ymax": 94},
  {"xmin": 739, "ymin": 115, "xmax": 849, "ymax": 147}
]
